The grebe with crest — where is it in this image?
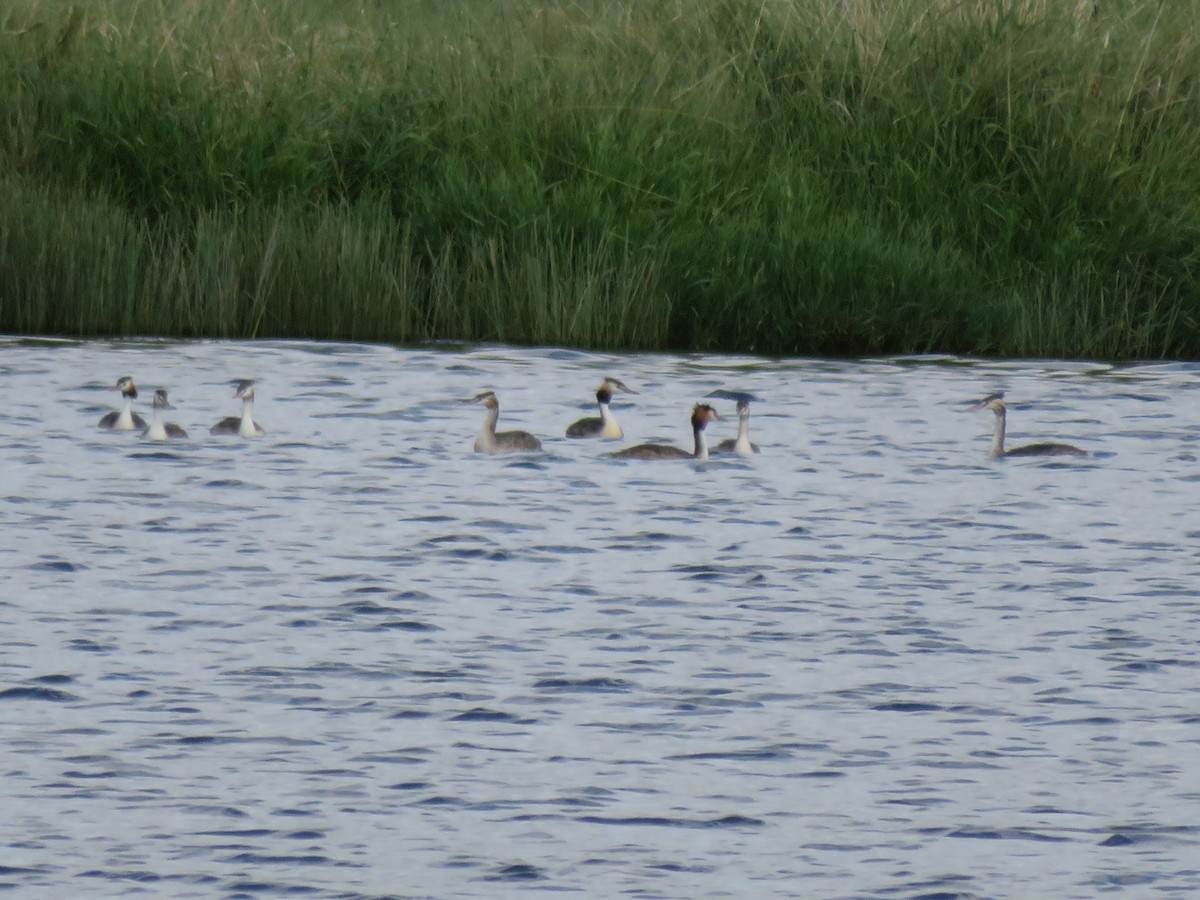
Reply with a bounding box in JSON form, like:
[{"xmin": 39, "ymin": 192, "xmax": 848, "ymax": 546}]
[
  {"xmin": 967, "ymin": 391, "xmax": 1086, "ymax": 458},
  {"xmin": 707, "ymin": 390, "xmax": 760, "ymax": 456},
  {"xmin": 143, "ymin": 389, "xmax": 188, "ymax": 441},
  {"xmin": 468, "ymin": 391, "xmax": 542, "ymax": 453},
  {"xmin": 610, "ymin": 403, "xmax": 720, "ymax": 460},
  {"xmin": 566, "ymin": 377, "xmax": 638, "ymax": 438},
  {"xmin": 98, "ymin": 376, "xmax": 146, "ymax": 431},
  {"xmin": 210, "ymin": 380, "xmax": 266, "ymax": 437}
]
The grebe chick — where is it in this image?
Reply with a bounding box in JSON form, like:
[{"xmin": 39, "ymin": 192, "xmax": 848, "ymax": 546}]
[
  {"xmin": 610, "ymin": 403, "xmax": 720, "ymax": 460},
  {"xmin": 707, "ymin": 391, "xmax": 760, "ymax": 456},
  {"xmin": 142, "ymin": 389, "xmax": 188, "ymax": 441},
  {"xmin": 566, "ymin": 377, "xmax": 638, "ymax": 438},
  {"xmin": 469, "ymin": 391, "xmax": 542, "ymax": 453},
  {"xmin": 967, "ymin": 391, "xmax": 1086, "ymax": 459},
  {"xmin": 98, "ymin": 376, "xmax": 146, "ymax": 431},
  {"xmin": 210, "ymin": 379, "xmax": 266, "ymax": 437}
]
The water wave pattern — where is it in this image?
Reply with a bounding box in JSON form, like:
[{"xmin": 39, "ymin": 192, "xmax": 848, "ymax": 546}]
[{"xmin": 2, "ymin": 338, "xmax": 1198, "ymax": 898}]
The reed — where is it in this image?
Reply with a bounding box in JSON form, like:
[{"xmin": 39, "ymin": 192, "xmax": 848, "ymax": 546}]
[{"xmin": 1, "ymin": 0, "xmax": 1198, "ymax": 357}]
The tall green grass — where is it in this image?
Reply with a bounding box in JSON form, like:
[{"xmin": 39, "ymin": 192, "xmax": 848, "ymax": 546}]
[{"xmin": 1, "ymin": 0, "xmax": 1197, "ymax": 357}]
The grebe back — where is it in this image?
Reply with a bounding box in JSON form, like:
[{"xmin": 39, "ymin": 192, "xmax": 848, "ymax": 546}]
[
  {"xmin": 967, "ymin": 392, "xmax": 1086, "ymax": 458},
  {"xmin": 469, "ymin": 391, "xmax": 543, "ymax": 453},
  {"xmin": 610, "ymin": 403, "xmax": 720, "ymax": 460},
  {"xmin": 98, "ymin": 376, "xmax": 146, "ymax": 431},
  {"xmin": 566, "ymin": 377, "xmax": 637, "ymax": 439}
]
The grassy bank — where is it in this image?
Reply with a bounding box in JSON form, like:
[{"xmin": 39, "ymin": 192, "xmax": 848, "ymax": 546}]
[{"xmin": 1, "ymin": 0, "xmax": 1197, "ymax": 357}]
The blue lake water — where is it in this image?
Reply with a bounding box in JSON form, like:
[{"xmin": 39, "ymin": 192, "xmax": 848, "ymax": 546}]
[{"xmin": 2, "ymin": 336, "xmax": 1199, "ymax": 898}]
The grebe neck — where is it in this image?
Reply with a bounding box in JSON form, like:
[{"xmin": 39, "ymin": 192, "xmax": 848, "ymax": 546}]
[
  {"xmin": 115, "ymin": 395, "xmax": 137, "ymax": 430},
  {"xmin": 238, "ymin": 396, "xmax": 257, "ymax": 438},
  {"xmin": 146, "ymin": 406, "xmax": 168, "ymax": 441},
  {"xmin": 734, "ymin": 412, "xmax": 752, "ymax": 455},
  {"xmin": 991, "ymin": 407, "xmax": 1006, "ymax": 458},
  {"xmin": 474, "ymin": 404, "xmax": 499, "ymax": 452}
]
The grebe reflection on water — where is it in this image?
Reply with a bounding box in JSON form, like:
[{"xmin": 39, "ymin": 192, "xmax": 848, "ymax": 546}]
[
  {"xmin": 98, "ymin": 376, "xmax": 146, "ymax": 431},
  {"xmin": 610, "ymin": 403, "xmax": 720, "ymax": 460},
  {"xmin": 210, "ymin": 380, "xmax": 266, "ymax": 437},
  {"xmin": 566, "ymin": 377, "xmax": 637, "ymax": 439},
  {"xmin": 468, "ymin": 391, "xmax": 543, "ymax": 453},
  {"xmin": 967, "ymin": 392, "xmax": 1086, "ymax": 458}
]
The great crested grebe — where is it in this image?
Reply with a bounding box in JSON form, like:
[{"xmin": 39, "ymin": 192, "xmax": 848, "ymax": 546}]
[
  {"xmin": 968, "ymin": 391, "xmax": 1086, "ymax": 458},
  {"xmin": 210, "ymin": 380, "xmax": 266, "ymax": 437},
  {"xmin": 98, "ymin": 376, "xmax": 146, "ymax": 431},
  {"xmin": 468, "ymin": 391, "xmax": 543, "ymax": 453},
  {"xmin": 707, "ymin": 390, "xmax": 760, "ymax": 456},
  {"xmin": 610, "ymin": 403, "xmax": 720, "ymax": 460},
  {"xmin": 143, "ymin": 389, "xmax": 188, "ymax": 441},
  {"xmin": 566, "ymin": 377, "xmax": 638, "ymax": 438}
]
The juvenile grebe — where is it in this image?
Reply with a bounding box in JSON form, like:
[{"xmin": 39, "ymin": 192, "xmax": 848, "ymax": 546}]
[
  {"xmin": 707, "ymin": 391, "xmax": 760, "ymax": 456},
  {"xmin": 143, "ymin": 389, "xmax": 188, "ymax": 441},
  {"xmin": 98, "ymin": 376, "xmax": 146, "ymax": 431},
  {"xmin": 210, "ymin": 380, "xmax": 266, "ymax": 437},
  {"xmin": 566, "ymin": 377, "xmax": 638, "ymax": 438},
  {"xmin": 610, "ymin": 403, "xmax": 720, "ymax": 460},
  {"xmin": 968, "ymin": 391, "xmax": 1086, "ymax": 458},
  {"xmin": 468, "ymin": 391, "xmax": 543, "ymax": 453}
]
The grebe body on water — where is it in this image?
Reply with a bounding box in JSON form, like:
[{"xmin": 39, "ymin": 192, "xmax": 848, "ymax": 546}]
[
  {"xmin": 210, "ymin": 380, "xmax": 266, "ymax": 437},
  {"xmin": 566, "ymin": 377, "xmax": 637, "ymax": 438},
  {"xmin": 143, "ymin": 389, "xmax": 188, "ymax": 441},
  {"xmin": 707, "ymin": 392, "xmax": 760, "ymax": 456},
  {"xmin": 610, "ymin": 403, "xmax": 720, "ymax": 460},
  {"xmin": 968, "ymin": 392, "xmax": 1086, "ymax": 458},
  {"xmin": 98, "ymin": 376, "xmax": 146, "ymax": 431},
  {"xmin": 469, "ymin": 391, "xmax": 542, "ymax": 453}
]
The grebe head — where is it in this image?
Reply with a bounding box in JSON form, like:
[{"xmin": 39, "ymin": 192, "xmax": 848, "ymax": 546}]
[
  {"xmin": 115, "ymin": 376, "xmax": 138, "ymax": 399},
  {"xmin": 691, "ymin": 403, "xmax": 720, "ymax": 428},
  {"xmin": 468, "ymin": 390, "xmax": 500, "ymax": 410},
  {"xmin": 152, "ymin": 389, "xmax": 175, "ymax": 410},
  {"xmin": 233, "ymin": 379, "xmax": 256, "ymax": 400},
  {"xmin": 601, "ymin": 377, "xmax": 637, "ymax": 394},
  {"xmin": 967, "ymin": 391, "xmax": 1006, "ymax": 416}
]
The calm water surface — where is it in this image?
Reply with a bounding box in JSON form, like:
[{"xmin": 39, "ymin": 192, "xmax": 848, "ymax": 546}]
[{"xmin": 2, "ymin": 337, "xmax": 1199, "ymax": 899}]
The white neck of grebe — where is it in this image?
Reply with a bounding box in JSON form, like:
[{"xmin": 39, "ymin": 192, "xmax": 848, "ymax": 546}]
[
  {"xmin": 115, "ymin": 395, "xmax": 137, "ymax": 430},
  {"xmin": 598, "ymin": 399, "xmax": 622, "ymax": 438},
  {"xmin": 474, "ymin": 404, "xmax": 499, "ymax": 452},
  {"xmin": 239, "ymin": 396, "xmax": 257, "ymax": 437},
  {"xmin": 693, "ymin": 422, "xmax": 709, "ymax": 460},
  {"xmin": 991, "ymin": 407, "xmax": 1006, "ymax": 458},
  {"xmin": 146, "ymin": 406, "xmax": 168, "ymax": 441},
  {"xmin": 734, "ymin": 410, "xmax": 753, "ymax": 455}
]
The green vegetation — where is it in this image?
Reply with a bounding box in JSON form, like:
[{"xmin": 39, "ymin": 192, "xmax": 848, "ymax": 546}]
[{"xmin": 1, "ymin": 0, "xmax": 1197, "ymax": 357}]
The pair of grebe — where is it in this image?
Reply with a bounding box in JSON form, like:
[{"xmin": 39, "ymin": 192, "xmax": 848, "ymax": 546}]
[
  {"xmin": 468, "ymin": 380, "xmax": 761, "ymax": 459},
  {"xmin": 98, "ymin": 377, "xmax": 265, "ymax": 440},
  {"xmin": 610, "ymin": 389, "xmax": 761, "ymax": 460},
  {"xmin": 468, "ymin": 377, "xmax": 639, "ymax": 455},
  {"xmin": 98, "ymin": 376, "xmax": 184, "ymax": 440}
]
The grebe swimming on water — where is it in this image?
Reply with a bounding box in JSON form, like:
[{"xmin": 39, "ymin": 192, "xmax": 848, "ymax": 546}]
[
  {"xmin": 566, "ymin": 377, "xmax": 637, "ymax": 439},
  {"xmin": 707, "ymin": 391, "xmax": 760, "ymax": 456},
  {"xmin": 468, "ymin": 391, "xmax": 542, "ymax": 453},
  {"xmin": 967, "ymin": 392, "xmax": 1086, "ymax": 458},
  {"xmin": 143, "ymin": 389, "xmax": 188, "ymax": 441},
  {"xmin": 610, "ymin": 403, "xmax": 720, "ymax": 460},
  {"xmin": 98, "ymin": 376, "xmax": 146, "ymax": 431},
  {"xmin": 210, "ymin": 380, "xmax": 266, "ymax": 437}
]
